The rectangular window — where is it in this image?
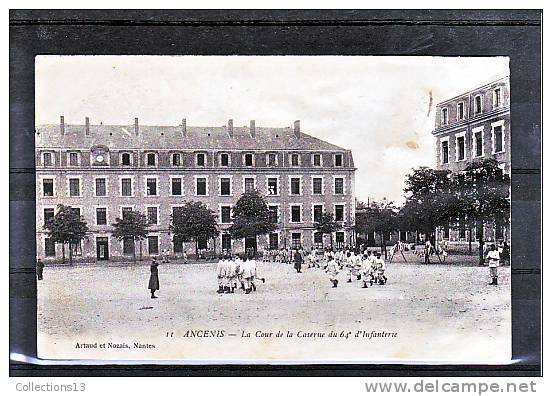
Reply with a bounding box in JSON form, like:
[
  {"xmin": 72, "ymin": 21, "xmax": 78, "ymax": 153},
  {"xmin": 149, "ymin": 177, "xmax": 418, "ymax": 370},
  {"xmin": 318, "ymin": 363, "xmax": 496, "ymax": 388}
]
[
  {"xmin": 334, "ymin": 178, "xmax": 344, "ymax": 194},
  {"xmin": 313, "ymin": 153, "xmax": 321, "ymax": 166},
  {"xmin": 121, "ymin": 153, "xmax": 131, "ymax": 166},
  {"xmin": 244, "ymin": 177, "xmax": 255, "ymax": 193},
  {"xmin": 69, "ymin": 152, "xmax": 79, "ymax": 166},
  {"xmin": 312, "ymin": 177, "xmax": 323, "ymax": 194},
  {"xmin": 267, "ymin": 177, "xmax": 278, "ymax": 195},
  {"xmin": 244, "ymin": 153, "xmax": 253, "ymax": 166},
  {"xmin": 123, "ymin": 237, "xmax": 134, "ymax": 255},
  {"xmin": 196, "ymin": 178, "xmax": 207, "ymax": 196},
  {"xmin": 494, "ymin": 126, "xmax": 504, "ymax": 153},
  {"xmin": 222, "ymin": 234, "xmax": 232, "ymax": 251},
  {"xmin": 314, "ymin": 232, "xmax": 323, "ymax": 245},
  {"xmin": 220, "ymin": 177, "xmax": 231, "ymax": 196},
  {"xmin": 197, "ymin": 153, "xmax": 205, "ymax": 167},
  {"xmin": 122, "ymin": 207, "xmax": 132, "ymax": 220},
  {"xmin": 43, "ymin": 208, "xmax": 55, "ymax": 226},
  {"xmin": 69, "ymin": 178, "xmax": 80, "ymax": 197},
  {"xmin": 220, "ymin": 153, "xmax": 229, "ymax": 167},
  {"xmin": 457, "ymin": 102, "xmax": 464, "ymax": 120},
  {"xmin": 221, "ymin": 206, "xmax": 232, "ymax": 223},
  {"xmin": 335, "ymin": 231, "xmax": 345, "ymax": 246},
  {"xmin": 147, "ymin": 153, "xmax": 156, "ymax": 166},
  {"xmin": 313, "ymin": 205, "xmax": 323, "ymax": 223},
  {"xmin": 148, "ymin": 236, "xmax": 159, "ymax": 255},
  {"xmin": 441, "ymin": 108, "xmax": 448, "ymax": 125},
  {"xmin": 268, "ymin": 206, "xmax": 278, "ymax": 224},
  {"xmin": 95, "ymin": 178, "xmax": 107, "ymax": 196},
  {"xmin": 43, "ymin": 152, "xmax": 52, "ymax": 166},
  {"xmin": 96, "ymin": 208, "xmax": 107, "ymax": 225},
  {"xmin": 291, "ymin": 233, "xmax": 301, "ymax": 249},
  {"xmin": 171, "ymin": 178, "xmax": 182, "ymax": 196},
  {"xmin": 43, "ymin": 178, "xmax": 54, "ymax": 197},
  {"xmin": 71, "ymin": 207, "xmax": 81, "ymax": 218},
  {"xmin": 291, "ymin": 205, "xmax": 301, "ymax": 223},
  {"xmin": 291, "ymin": 153, "xmax": 300, "ymax": 166},
  {"xmin": 335, "ymin": 205, "xmax": 344, "ymax": 222},
  {"xmin": 494, "ymin": 88, "xmax": 502, "ymax": 107},
  {"xmin": 121, "ymin": 178, "xmax": 132, "ymax": 196},
  {"xmin": 147, "ymin": 207, "xmax": 158, "ymax": 225},
  {"xmin": 172, "ymin": 153, "xmax": 181, "ymax": 166},
  {"xmin": 475, "ymin": 95, "xmax": 482, "ymax": 114},
  {"xmin": 290, "ymin": 177, "xmax": 300, "ymax": 195},
  {"xmin": 334, "ymin": 154, "xmax": 343, "ymax": 167},
  {"xmin": 441, "ymin": 141, "xmax": 449, "ymax": 164},
  {"xmin": 267, "ymin": 153, "xmax": 277, "ymax": 166},
  {"xmin": 457, "ymin": 136, "xmax": 465, "ymax": 161},
  {"xmin": 269, "ymin": 233, "xmax": 279, "ymax": 250},
  {"xmin": 197, "ymin": 236, "xmax": 208, "ymax": 250},
  {"xmin": 146, "ymin": 178, "xmax": 157, "ymax": 196},
  {"xmin": 44, "ymin": 238, "xmax": 55, "ymax": 257},
  {"xmin": 474, "ymin": 132, "xmax": 483, "ymax": 157}
]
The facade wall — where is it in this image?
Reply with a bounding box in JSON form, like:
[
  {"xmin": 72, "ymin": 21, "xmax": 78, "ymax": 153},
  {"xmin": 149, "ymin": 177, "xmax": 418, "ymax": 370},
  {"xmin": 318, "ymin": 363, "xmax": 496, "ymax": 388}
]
[{"xmin": 36, "ymin": 147, "xmax": 356, "ymax": 261}]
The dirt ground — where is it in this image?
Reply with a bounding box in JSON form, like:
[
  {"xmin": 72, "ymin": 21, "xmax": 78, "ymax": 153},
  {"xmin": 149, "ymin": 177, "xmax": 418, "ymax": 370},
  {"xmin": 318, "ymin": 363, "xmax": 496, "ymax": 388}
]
[{"xmin": 37, "ymin": 257, "xmax": 511, "ymax": 364}]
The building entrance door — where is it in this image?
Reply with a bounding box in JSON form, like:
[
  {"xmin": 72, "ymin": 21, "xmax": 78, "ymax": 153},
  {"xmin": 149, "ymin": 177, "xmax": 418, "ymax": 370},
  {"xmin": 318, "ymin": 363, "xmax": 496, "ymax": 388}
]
[
  {"xmin": 96, "ymin": 237, "xmax": 109, "ymax": 261},
  {"xmin": 244, "ymin": 235, "xmax": 257, "ymax": 257}
]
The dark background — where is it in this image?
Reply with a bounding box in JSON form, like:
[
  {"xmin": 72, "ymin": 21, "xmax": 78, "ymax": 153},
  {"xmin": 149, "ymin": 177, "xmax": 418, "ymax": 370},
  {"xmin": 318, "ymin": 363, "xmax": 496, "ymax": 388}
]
[{"xmin": 9, "ymin": 9, "xmax": 542, "ymax": 376}]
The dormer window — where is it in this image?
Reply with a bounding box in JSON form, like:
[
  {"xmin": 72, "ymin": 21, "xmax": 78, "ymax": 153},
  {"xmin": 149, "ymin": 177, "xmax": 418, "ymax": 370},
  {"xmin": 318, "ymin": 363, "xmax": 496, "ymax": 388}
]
[
  {"xmin": 172, "ymin": 152, "xmax": 181, "ymax": 166},
  {"xmin": 244, "ymin": 153, "xmax": 254, "ymax": 167},
  {"xmin": 457, "ymin": 102, "xmax": 465, "ymax": 120},
  {"xmin": 493, "ymin": 87, "xmax": 502, "ymax": 108},
  {"xmin": 290, "ymin": 153, "xmax": 300, "ymax": 166},
  {"xmin": 196, "ymin": 153, "xmax": 206, "ymax": 167},
  {"xmin": 121, "ymin": 152, "xmax": 132, "ymax": 166},
  {"xmin": 220, "ymin": 153, "xmax": 229, "ymax": 167},
  {"xmin": 334, "ymin": 153, "xmax": 343, "ymax": 167},
  {"xmin": 146, "ymin": 153, "xmax": 157, "ymax": 166},
  {"xmin": 43, "ymin": 152, "xmax": 53, "ymax": 166}
]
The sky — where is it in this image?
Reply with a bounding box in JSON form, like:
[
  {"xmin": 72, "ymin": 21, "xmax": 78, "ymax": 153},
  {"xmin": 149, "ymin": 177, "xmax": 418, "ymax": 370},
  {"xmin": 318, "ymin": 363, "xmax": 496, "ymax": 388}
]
[{"xmin": 35, "ymin": 55, "xmax": 509, "ymax": 203}]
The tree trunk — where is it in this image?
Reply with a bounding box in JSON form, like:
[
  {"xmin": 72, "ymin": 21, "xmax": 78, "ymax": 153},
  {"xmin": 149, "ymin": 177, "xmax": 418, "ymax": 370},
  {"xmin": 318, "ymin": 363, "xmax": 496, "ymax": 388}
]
[
  {"xmin": 195, "ymin": 239, "xmax": 198, "ymax": 258},
  {"xmin": 139, "ymin": 239, "xmax": 143, "ymax": 261},
  {"xmin": 69, "ymin": 242, "xmax": 73, "ymax": 265},
  {"xmin": 132, "ymin": 240, "xmax": 137, "ymax": 264},
  {"xmin": 477, "ymin": 220, "xmax": 485, "ymax": 266},
  {"xmin": 468, "ymin": 227, "xmax": 473, "ymax": 253},
  {"xmin": 61, "ymin": 243, "xmax": 66, "ymax": 264}
]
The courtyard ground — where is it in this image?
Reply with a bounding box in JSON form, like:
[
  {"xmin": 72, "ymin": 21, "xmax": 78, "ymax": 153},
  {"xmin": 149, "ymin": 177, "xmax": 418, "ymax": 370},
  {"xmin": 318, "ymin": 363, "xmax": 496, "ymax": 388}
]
[{"xmin": 37, "ymin": 258, "xmax": 511, "ymax": 363}]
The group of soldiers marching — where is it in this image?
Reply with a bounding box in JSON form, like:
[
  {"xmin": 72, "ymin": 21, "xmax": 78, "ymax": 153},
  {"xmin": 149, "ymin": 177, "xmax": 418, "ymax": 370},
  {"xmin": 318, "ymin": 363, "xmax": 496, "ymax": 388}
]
[{"xmin": 216, "ymin": 255, "xmax": 265, "ymax": 294}]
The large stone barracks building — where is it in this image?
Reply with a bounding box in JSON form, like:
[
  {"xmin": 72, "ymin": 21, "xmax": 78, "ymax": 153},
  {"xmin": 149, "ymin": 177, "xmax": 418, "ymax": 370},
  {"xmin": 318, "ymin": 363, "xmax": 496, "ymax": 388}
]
[{"xmin": 36, "ymin": 118, "xmax": 356, "ymax": 261}]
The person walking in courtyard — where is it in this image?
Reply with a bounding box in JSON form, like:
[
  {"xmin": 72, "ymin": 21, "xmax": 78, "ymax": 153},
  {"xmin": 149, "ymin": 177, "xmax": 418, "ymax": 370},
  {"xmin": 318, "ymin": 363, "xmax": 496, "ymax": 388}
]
[
  {"xmin": 36, "ymin": 258, "xmax": 44, "ymax": 281},
  {"xmin": 424, "ymin": 239, "xmax": 433, "ymax": 264},
  {"xmin": 325, "ymin": 256, "xmax": 340, "ymax": 288},
  {"xmin": 148, "ymin": 257, "xmax": 160, "ymax": 298},
  {"xmin": 500, "ymin": 241, "xmax": 510, "ymax": 267},
  {"xmin": 486, "ymin": 244, "xmax": 500, "ymax": 286},
  {"xmin": 293, "ymin": 249, "xmax": 303, "ymax": 273}
]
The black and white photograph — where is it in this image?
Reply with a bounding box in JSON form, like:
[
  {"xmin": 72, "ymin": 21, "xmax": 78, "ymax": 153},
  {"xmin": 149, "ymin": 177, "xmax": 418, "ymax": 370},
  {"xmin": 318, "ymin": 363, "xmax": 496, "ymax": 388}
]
[{"xmin": 33, "ymin": 55, "xmax": 513, "ymax": 363}]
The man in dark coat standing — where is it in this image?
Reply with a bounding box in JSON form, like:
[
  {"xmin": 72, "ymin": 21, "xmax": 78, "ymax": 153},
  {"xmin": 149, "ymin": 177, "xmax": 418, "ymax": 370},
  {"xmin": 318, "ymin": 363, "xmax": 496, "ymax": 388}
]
[
  {"xmin": 293, "ymin": 249, "xmax": 303, "ymax": 273},
  {"xmin": 149, "ymin": 258, "xmax": 160, "ymax": 298},
  {"xmin": 36, "ymin": 259, "xmax": 44, "ymax": 281}
]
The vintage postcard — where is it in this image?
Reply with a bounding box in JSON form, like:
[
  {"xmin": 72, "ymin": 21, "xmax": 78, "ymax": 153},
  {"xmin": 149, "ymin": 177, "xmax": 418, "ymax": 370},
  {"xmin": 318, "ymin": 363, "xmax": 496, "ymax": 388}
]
[{"xmin": 35, "ymin": 55, "xmax": 511, "ymax": 363}]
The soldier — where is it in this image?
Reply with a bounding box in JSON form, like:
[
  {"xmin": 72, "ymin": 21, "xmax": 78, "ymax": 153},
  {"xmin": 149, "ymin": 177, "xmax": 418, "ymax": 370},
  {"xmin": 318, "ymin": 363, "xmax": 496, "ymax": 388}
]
[
  {"xmin": 36, "ymin": 258, "xmax": 44, "ymax": 281},
  {"xmin": 148, "ymin": 258, "xmax": 160, "ymax": 299},
  {"xmin": 293, "ymin": 249, "xmax": 303, "ymax": 273},
  {"xmin": 486, "ymin": 244, "xmax": 500, "ymax": 285},
  {"xmin": 240, "ymin": 256, "xmax": 254, "ymax": 294},
  {"xmin": 224, "ymin": 255, "xmax": 236, "ymax": 293},
  {"xmin": 325, "ymin": 256, "xmax": 340, "ymax": 288},
  {"xmin": 373, "ymin": 252, "xmax": 387, "ymax": 285},
  {"xmin": 360, "ymin": 253, "xmax": 373, "ymax": 288},
  {"xmin": 216, "ymin": 256, "xmax": 227, "ymax": 294}
]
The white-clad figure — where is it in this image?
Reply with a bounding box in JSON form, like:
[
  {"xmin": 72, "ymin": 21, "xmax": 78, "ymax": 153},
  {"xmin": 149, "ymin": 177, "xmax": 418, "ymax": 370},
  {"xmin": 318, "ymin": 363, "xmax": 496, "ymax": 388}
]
[
  {"xmin": 486, "ymin": 244, "xmax": 500, "ymax": 285},
  {"xmin": 360, "ymin": 253, "xmax": 372, "ymax": 288},
  {"xmin": 216, "ymin": 257, "xmax": 227, "ymax": 294},
  {"xmin": 325, "ymin": 256, "xmax": 340, "ymax": 288},
  {"xmin": 223, "ymin": 256, "xmax": 235, "ymax": 293},
  {"xmin": 241, "ymin": 257, "xmax": 254, "ymax": 294},
  {"xmin": 373, "ymin": 252, "xmax": 387, "ymax": 285}
]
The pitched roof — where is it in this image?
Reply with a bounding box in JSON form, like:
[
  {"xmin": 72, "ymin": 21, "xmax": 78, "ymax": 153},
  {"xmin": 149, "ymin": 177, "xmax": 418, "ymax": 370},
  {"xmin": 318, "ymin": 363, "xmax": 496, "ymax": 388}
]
[{"xmin": 35, "ymin": 124, "xmax": 348, "ymax": 152}]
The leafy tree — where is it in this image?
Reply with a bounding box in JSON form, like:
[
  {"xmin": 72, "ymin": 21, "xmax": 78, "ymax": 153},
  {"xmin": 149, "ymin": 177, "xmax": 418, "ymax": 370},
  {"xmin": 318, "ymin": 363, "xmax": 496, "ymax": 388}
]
[
  {"xmin": 111, "ymin": 210, "xmax": 150, "ymax": 263},
  {"xmin": 44, "ymin": 204, "xmax": 89, "ymax": 264},
  {"xmin": 451, "ymin": 159, "xmax": 510, "ymax": 265},
  {"xmin": 228, "ymin": 190, "xmax": 277, "ymax": 252},
  {"xmin": 401, "ymin": 167, "xmax": 458, "ymax": 245},
  {"xmin": 170, "ymin": 201, "xmax": 219, "ymax": 256},
  {"xmin": 355, "ymin": 199, "xmax": 399, "ymax": 258},
  {"xmin": 315, "ymin": 211, "xmax": 340, "ymax": 249}
]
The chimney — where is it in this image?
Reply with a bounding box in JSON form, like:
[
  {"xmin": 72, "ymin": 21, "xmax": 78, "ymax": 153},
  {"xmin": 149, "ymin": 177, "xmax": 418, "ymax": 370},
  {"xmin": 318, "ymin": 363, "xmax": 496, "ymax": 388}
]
[
  {"xmin": 60, "ymin": 115, "xmax": 65, "ymax": 135},
  {"xmin": 134, "ymin": 117, "xmax": 139, "ymax": 136},
  {"xmin": 293, "ymin": 120, "xmax": 300, "ymax": 138},
  {"xmin": 85, "ymin": 117, "xmax": 90, "ymax": 136},
  {"xmin": 227, "ymin": 119, "xmax": 233, "ymax": 138},
  {"xmin": 181, "ymin": 118, "xmax": 186, "ymax": 137},
  {"xmin": 250, "ymin": 120, "xmax": 256, "ymax": 138}
]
